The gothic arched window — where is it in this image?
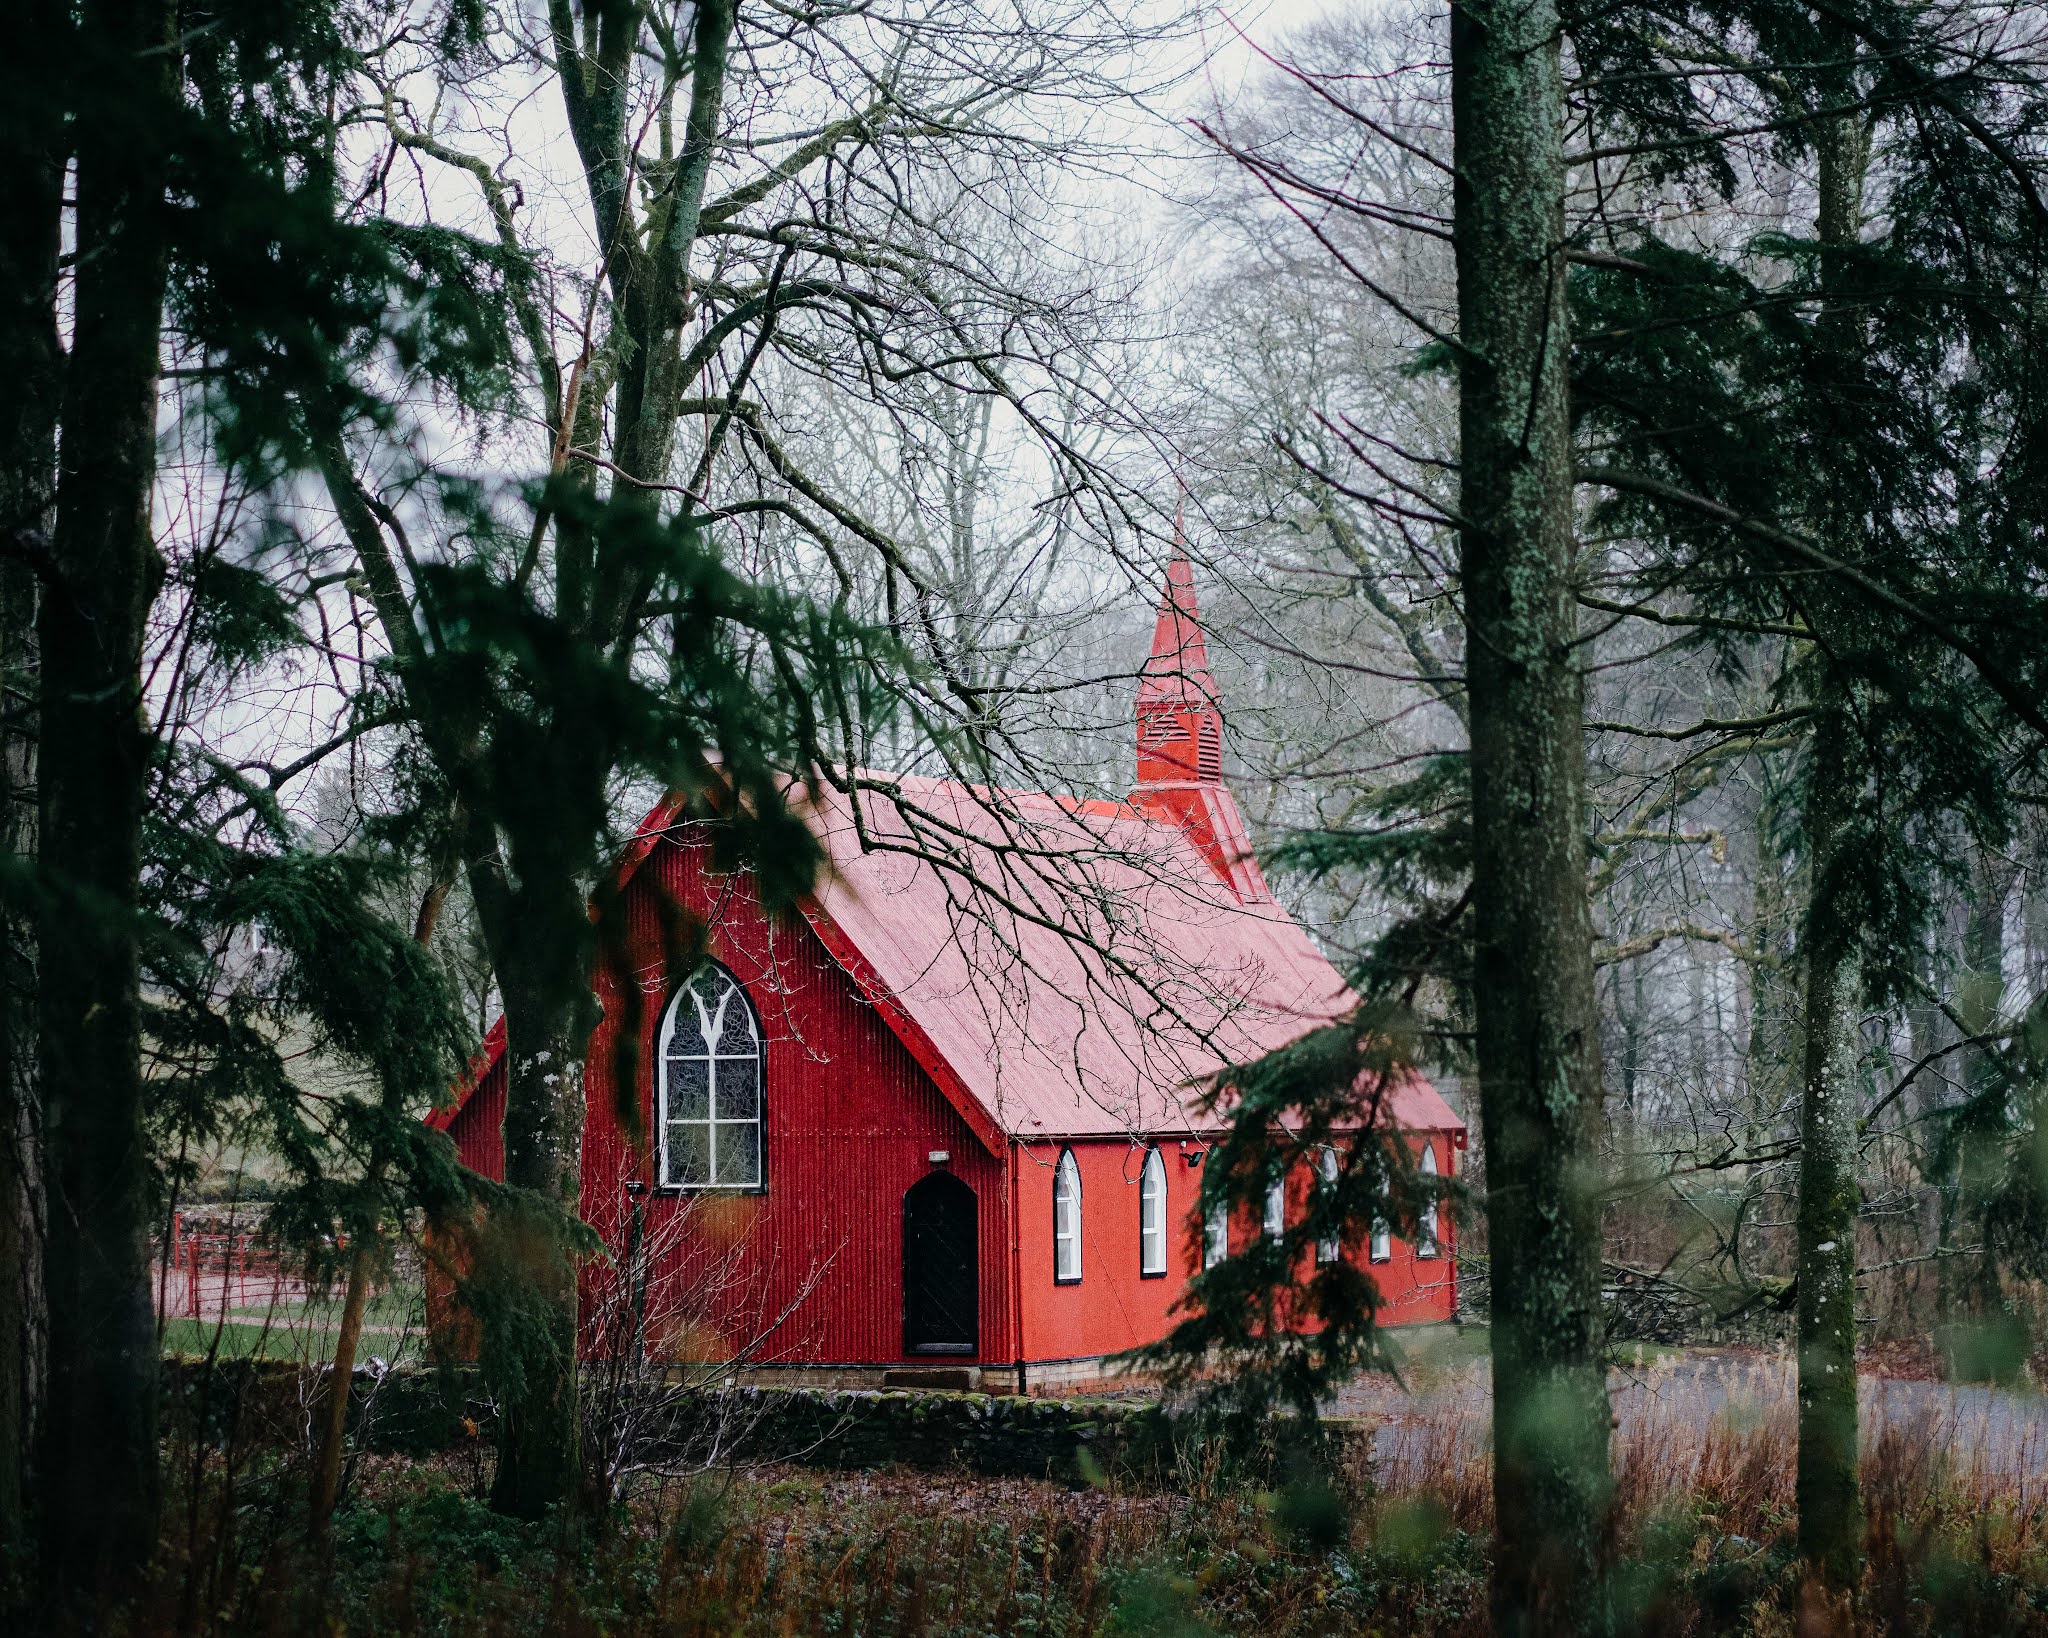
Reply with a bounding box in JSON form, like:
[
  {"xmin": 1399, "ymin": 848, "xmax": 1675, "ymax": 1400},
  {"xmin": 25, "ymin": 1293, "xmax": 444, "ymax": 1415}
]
[
  {"xmin": 1315, "ymin": 1147, "xmax": 1341, "ymax": 1265},
  {"xmin": 1139, "ymin": 1147, "xmax": 1167, "ymax": 1277},
  {"xmin": 1053, "ymin": 1148, "xmax": 1083, "ymax": 1283},
  {"xmin": 1204, "ymin": 1199, "xmax": 1229, "ymax": 1269},
  {"xmin": 1263, "ymin": 1171, "xmax": 1286, "ymax": 1237},
  {"xmin": 1370, "ymin": 1155, "xmax": 1392, "ymax": 1264},
  {"xmin": 1417, "ymin": 1142, "xmax": 1440, "ymax": 1257},
  {"xmin": 657, "ymin": 962, "xmax": 764, "ymax": 1190}
]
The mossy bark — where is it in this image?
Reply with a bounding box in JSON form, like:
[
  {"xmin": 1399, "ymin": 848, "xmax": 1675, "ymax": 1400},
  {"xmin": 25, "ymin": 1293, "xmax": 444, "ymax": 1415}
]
[
  {"xmin": 1450, "ymin": 0, "xmax": 1611, "ymax": 1627},
  {"xmin": 484, "ymin": 952, "xmax": 596, "ymax": 1521},
  {"xmin": 1793, "ymin": 102, "xmax": 1871, "ymax": 1592},
  {"xmin": 1793, "ymin": 692, "xmax": 1862, "ymax": 1588},
  {"xmin": 0, "ymin": 0, "xmax": 62, "ymax": 1550},
  {"xmin": 1934, "ymin": 850, "xmax": 2012, "ymax": 1327},
  {"xmin": 36, "ymin": 0, "xmax": 177, "ymax": 1597}
]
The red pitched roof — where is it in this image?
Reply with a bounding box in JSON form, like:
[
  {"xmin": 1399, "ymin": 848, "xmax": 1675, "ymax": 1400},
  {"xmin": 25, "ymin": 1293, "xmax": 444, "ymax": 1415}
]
[
  {"xmin": 428, "ymin": 556, "xmax": 1463, "ymax": 1155},
  {"xmin": 793, "ymin": 775, "xmax": 1460, "ymax": 1142},
  {"xmin": 430, "ymin": 774, "xmax": 1464, "ymax": 1153}
]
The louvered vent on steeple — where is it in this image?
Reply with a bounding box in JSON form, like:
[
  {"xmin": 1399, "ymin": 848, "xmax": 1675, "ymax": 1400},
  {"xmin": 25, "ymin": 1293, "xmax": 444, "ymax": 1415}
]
[
  {"xmin": 1134, "ymin": 551, "xmax": 1223, "ymax": 791},
  {"xmin": 1128, "ymin": 543, "xmax": 1271, "ymax": 904}
]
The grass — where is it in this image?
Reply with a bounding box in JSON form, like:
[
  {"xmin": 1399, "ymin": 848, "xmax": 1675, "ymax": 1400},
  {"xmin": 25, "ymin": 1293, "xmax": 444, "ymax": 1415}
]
[
  {"xmin": 122, "ymin": 1450, "xmax": 1484, "ymax": 1637},
  {"xmin": 97, "ymin": 1415, "xmax": 2048, "ymax": 1637},
  {"xmin": 160, "ymin": 1291, "xmax": 426, "ymax": 1361},
  {"xmin": 1608, "ymin": 1337, "xmax": 1686, "ymax": 1370},
  {"xmin": 31, "ymin": 1344, "xmax": 2048, "ymax": 1634}
]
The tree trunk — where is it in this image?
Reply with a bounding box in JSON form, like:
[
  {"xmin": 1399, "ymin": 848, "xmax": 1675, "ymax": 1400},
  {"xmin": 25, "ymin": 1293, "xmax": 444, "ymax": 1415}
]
[
  {"xmin": 1793, "ymin": 102, "xmax": 1871, "ymax": 1595},
  {"xmin": 1793, "ymin": 694, "xmax": 1862, "ymax": 1588},
  {"xmin": 309, "ymin": 850, "xmax": 460, "ymax": 1541},
  {"xmin": 458, "ymin": 0, "xmax": 740, "ymax": 1521},
  {"xmin": 1937, "ymin": 849, "xmax": 2013, "ymax": 1326},
  {"xmin": 0, "ymin": 0, "xmax": 63, "ymax": 1551},
  {"xmin": 485, "ymin": 949, "xmax": 593, "ymax": 1521},
  {"xmin": 1451, "ymin": 0, "xmax": 1611, "ymax": 1628},
  {"xmin": 306, "ymin": 1246, "xmax": 372, "ymax": 1539},
  {"xmin": 37, "ymin": 0, "xmax": 176, "ymax": 1599},
  {"xmin": 311, "ymin": 427, "xmax": 601, "ymax": 1524}
]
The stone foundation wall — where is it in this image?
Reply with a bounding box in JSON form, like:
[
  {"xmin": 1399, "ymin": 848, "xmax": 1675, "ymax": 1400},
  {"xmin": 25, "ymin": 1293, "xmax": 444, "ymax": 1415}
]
[{"xmin": 158, "ymin": 1359, "xmax": 1354, "ymax": 1489}]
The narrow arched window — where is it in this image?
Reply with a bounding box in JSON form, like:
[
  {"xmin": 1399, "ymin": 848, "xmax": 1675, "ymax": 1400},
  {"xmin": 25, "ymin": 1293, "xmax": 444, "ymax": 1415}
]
[
  {"xmin": 1417, "ymin": 1143, "xmax": 1440, "ymax": 1257},
  {"xmin": 1315, "ymin": 1147, "xmax": 1340, "ymax": 1265},
  {"xmin": 1203, "ymin": 1198, "xmax": 1229, "ymax": 1269},
  {"xmin": 1139, "ymin": 1147, "xmax": 1167, "ymax": 1277},
  {"xmin": 1263, "ymin": 1170, "xmax": 1286, "ymax": 1238},
  {"xmin": 1369, "ymin": 1153, "xmax": 1391, "ymax": 1264},
  {"xmin": 657, "ymin": 962, "xmax": 764, "ymax": 1190},
  {"xmin": 1053, "ymin": 1148, "xmax": 1082, "ymax": 1283}
]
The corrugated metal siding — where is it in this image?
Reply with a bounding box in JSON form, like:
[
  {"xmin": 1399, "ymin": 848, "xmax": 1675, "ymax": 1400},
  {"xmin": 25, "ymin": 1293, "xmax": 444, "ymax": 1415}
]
[
  {"xmin": 447, "ymin": 1054, "xmax": 506, "ymax": 1180},
  {"xmin": 1015, "ymin": 1132, "xmax": 1456, "ymax": 1363},
  {"xmin": 1017, "ymin": 1137, "xmax": 1202, "ymax": 1363},
  {"xmin": 440, "ymin": 831, "xmax": 1453, "ymax": 1367},
  {"xmin": 578, "ymin": 834, "xmax": 1014, "ymax": 1368},
  {"xmin": 1356, "ymin": 1133, "xmax": 1459, "ymax": 1325}
]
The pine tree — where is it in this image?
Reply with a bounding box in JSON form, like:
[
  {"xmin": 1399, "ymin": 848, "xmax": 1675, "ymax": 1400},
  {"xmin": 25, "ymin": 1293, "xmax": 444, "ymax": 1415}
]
[
  {"xmin": 1451, "ymin": 0, "xmax": 1613, "ymax": 1622},
  {"xmin": 37, "ymin": 0, "xmax": 180, "ymax": 1598},
  {"xmin": 1152, "ymin": 1, "xmax": 1614, "ymax": 1622},
  {"xmin": 0, "ymin": 0, "xmax": 64, "ymax": 1557},
  {"xmin": 1157, "ymin": 0, "xmax": 2048, "ymax": 1619},
  {"xmin": 1569, "ymin": 0, "xmax": 2048, "ymax": 1591}
]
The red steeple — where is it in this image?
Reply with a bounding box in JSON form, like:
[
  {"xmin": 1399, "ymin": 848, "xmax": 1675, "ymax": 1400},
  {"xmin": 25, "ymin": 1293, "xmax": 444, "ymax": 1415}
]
[
  {"xmin": 1129, "ymin": 543, "xmax": 1270, "ymax": 903},
  {"xmin": 1136, "ymin": 550, "xmax": 1223, "ymax": 786}
]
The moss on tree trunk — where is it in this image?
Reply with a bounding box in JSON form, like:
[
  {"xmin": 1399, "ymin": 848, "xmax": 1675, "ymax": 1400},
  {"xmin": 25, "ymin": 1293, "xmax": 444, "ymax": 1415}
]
[
  {"xmin": 1450, "ymin": 0, "xmax": 1611, "ymax": 1627},
  {"xmin": 1793, "ymin": 693, "xmax": 1863, "ymax": 1587},
  {"xmin": 1793, "ymin": 101, "xmax": 1871, "ymax": 1593},
  {"xmin": 0, "ymin": 0, "xmax": 63, "ymax": 1550},
  {"xmin": 36, "ymin": 0, "xmax": 177, "ymax": 1598},
  {"xmin": 483, "ymin": 950, "xmax": 597, "ymax": 1521}
]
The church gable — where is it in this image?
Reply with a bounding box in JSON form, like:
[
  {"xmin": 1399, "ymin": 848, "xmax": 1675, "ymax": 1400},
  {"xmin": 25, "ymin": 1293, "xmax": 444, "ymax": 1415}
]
[{"xmin": 430, "ymin": 550, "xmax": 1463, "ymax": 1377}]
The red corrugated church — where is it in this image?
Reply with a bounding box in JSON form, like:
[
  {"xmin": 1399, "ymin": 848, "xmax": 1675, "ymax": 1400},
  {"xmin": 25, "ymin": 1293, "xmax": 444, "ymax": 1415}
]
[{"xmin": 431, "ymin": 555, "xmax": 1464, "ymax": 1391}]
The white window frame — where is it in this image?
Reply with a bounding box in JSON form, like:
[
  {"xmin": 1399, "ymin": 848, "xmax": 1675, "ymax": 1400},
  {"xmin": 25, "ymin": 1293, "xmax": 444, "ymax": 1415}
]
[
  {"xmin": 1053, "ymin": 1148, "xmax": 1082, "ymax": 1283},
  {"xmin": 1417, "ymin": 1142, "xmax": 1440, "ymax": 1257},
  {"xmin": 1264, "ymin": 1171, "xmax": 1286, "ymax": 1238},
  {"xmin": 1139, "ymin": 1147, "xmax": 1167, "ymax": 1277},
  {"xmin": 1203, "ymin": 1198, "xmax": 1229, "ymax": 1269},
  {"xmin": 656, "ymin": 962, "xmax": 764, "ymax": 1191},
  {"xmin": 1369, "ymin": 1154, "xmax": 1391, "ymax": 1263},
  {"xmin": 1315, "ymin": 1147, "xmax": 1340, "ymax": 1264},
  {"xmin": 1253, "ymin": 1171, "xmax": 1286, "ymax": 1236}
]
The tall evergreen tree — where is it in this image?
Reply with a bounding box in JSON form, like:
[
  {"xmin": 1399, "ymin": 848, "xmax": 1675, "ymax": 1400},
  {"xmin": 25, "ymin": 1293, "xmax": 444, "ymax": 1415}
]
[
  {"xmin": 1157, "ymin": 0, "xmax": 2048, "ymax": 1619},
  {"xmin": 37, "ymin": 0, "xmax": 179, "ymax": 1597},
  {"xmin": 1152, "ymin": 2, "xmax": 1614, "ymax": 1625},
  {"xmin": 1569, "ymin": 0, "xmax": 2048, "ymax": 1591},
  {"xmin": 1451, "ymin": 0, "xmax": 1612, "ymax": 1623},
  {"xmin": 0, "ymin": 0, "xmax": 64, "ymax": 1557}
]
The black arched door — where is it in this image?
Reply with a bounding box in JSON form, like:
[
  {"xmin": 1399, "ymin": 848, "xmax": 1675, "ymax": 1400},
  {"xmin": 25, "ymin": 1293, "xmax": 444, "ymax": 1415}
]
[{"xmin": 903, "ymin": 1172, "xmax": 978, "ymax": 1355}]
